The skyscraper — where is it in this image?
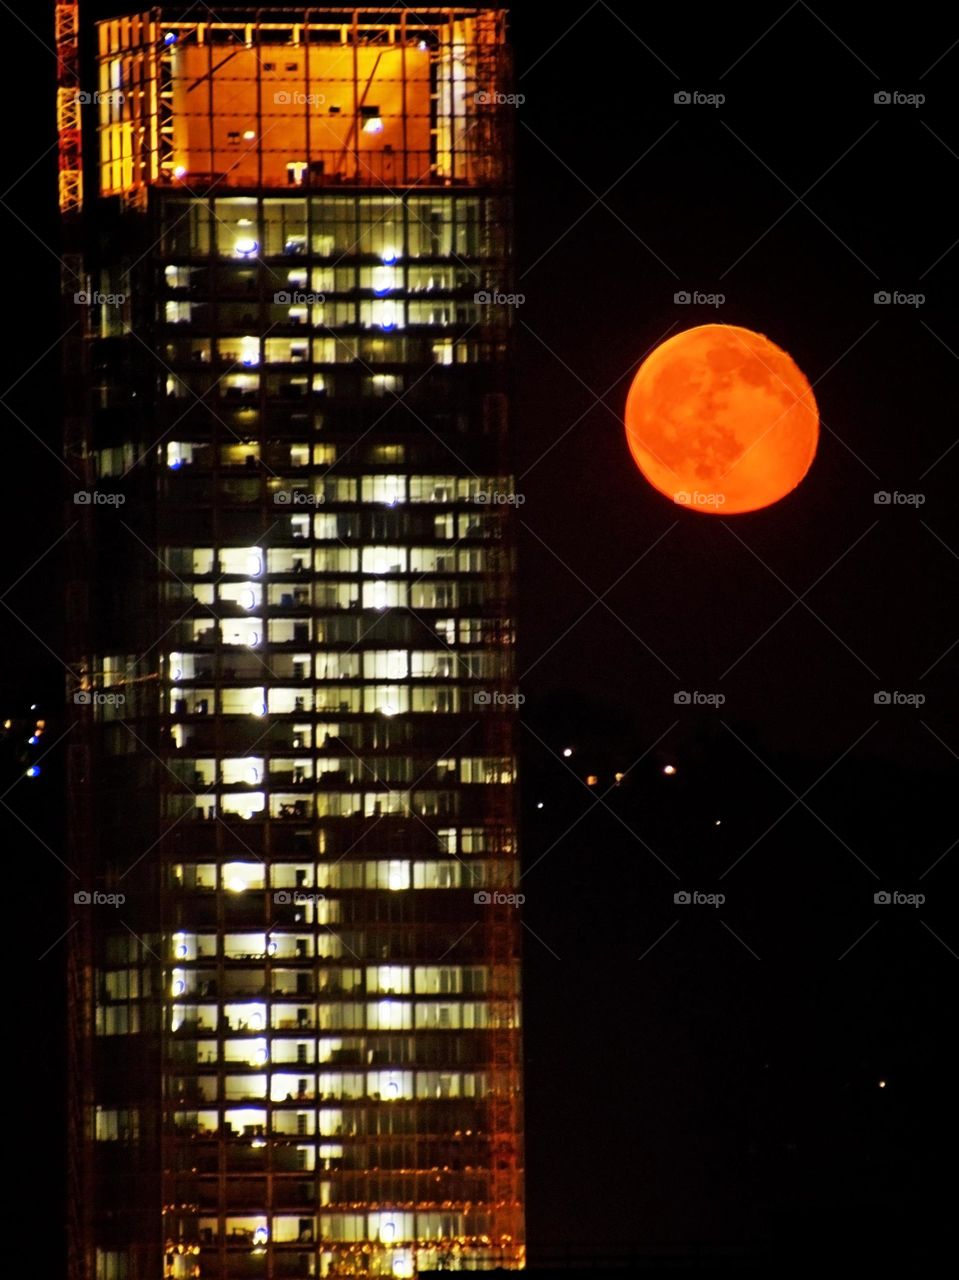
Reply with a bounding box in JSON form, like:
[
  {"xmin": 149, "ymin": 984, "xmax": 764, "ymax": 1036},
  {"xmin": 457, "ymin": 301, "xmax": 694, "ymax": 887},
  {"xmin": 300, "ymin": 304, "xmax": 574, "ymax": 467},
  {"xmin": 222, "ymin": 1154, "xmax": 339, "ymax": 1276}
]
[{"xmin": 62, "ymin": 9, "xmax": 523, "ymax": 1278}]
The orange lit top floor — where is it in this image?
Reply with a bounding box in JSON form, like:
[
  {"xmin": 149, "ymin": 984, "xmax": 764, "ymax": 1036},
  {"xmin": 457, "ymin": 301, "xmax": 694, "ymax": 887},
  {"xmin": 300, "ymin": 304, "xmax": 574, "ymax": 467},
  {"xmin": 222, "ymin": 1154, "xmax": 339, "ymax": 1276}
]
[{"xmin": 96, "ymin": 7, "xmax": 511, "ymax": 201}]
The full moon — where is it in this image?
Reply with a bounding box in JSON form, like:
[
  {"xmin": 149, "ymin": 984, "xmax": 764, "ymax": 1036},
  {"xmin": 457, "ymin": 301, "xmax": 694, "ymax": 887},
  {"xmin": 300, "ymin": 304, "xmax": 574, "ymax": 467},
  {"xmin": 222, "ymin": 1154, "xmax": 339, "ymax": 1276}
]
[{"xmin": 624, "ymin": 324, "xmax": 819, "ymax": 515}]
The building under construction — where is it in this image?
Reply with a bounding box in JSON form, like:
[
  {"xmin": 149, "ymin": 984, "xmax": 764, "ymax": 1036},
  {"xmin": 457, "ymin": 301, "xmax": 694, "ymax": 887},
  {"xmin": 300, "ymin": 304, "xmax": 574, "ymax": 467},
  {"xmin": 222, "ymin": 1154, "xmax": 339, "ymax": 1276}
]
[{"xmin": 60, "ymin": 7, "xmax": 523, "ymax": 1278}]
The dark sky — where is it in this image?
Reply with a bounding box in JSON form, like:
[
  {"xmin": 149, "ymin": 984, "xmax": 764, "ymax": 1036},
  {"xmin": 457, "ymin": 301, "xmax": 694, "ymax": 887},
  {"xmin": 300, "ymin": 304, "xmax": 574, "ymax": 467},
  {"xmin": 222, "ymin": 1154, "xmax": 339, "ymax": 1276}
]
[{"xmin": 4, "ymin": 1, "xmax": 958, "ymax": 1270}]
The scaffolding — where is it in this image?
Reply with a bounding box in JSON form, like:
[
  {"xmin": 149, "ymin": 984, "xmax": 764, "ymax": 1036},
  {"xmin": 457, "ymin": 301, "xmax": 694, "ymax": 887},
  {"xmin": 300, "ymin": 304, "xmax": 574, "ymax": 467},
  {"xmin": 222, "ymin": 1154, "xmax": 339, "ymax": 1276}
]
[
  {"xmin": 56, "ymin": 0, "xmax": 84, "ymax": 214},
  {"xmin": 96, "ymin": 8, "xmax": 511, "ymax": 203}
]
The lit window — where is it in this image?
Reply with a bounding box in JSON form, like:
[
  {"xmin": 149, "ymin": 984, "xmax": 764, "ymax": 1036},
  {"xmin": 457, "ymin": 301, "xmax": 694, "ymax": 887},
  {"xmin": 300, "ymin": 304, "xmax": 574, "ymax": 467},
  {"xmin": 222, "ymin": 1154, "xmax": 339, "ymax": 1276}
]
[
  {"xmin": 222, "ymin": 863, "xmax": 264, "ymax": 893},
  {"xmin": 388, "ymin": 861, "xmax": 410, "ymax": 891},
  {"xmin": 362, "ymin": 106, "xmax": 384, "ymax": 134}
]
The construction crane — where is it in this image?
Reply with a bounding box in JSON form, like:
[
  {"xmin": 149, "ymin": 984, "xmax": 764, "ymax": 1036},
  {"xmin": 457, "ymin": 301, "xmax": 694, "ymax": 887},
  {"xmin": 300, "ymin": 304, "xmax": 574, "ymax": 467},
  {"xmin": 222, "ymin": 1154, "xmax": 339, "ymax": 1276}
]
[{"xmin": 56, "ymin": 0, "xmax": 83, "ymax": 215}]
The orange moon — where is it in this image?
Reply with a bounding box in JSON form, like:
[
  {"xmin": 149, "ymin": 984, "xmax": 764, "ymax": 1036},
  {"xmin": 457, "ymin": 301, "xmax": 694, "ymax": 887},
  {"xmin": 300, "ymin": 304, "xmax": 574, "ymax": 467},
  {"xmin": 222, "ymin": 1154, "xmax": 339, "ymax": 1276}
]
[{"xmin": 624, "ymin": 324, "xmax": 819, "ymax": 515}]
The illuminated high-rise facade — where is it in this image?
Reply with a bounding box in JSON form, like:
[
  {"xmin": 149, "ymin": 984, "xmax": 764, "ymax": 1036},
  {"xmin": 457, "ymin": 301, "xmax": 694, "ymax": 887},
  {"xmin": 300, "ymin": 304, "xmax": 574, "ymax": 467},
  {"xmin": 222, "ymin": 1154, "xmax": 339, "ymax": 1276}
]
[{"xmin": 63, "ymin": 10, "xmax": 522, "ymax": 1279}]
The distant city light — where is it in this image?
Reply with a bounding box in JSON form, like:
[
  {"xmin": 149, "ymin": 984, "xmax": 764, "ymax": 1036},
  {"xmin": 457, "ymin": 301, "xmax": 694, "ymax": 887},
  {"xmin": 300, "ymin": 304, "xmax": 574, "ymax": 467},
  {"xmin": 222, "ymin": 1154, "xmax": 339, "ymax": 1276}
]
[
  {"xmin": 878, "ymin": 1080, "xmax": 887, "ymax": 1089},
  {"xmin": 714, "ymin": 819, "xmax": 722, "ymax": 826},
  {"xmin": 614, "ymin": 772, "xmax": 624, "ymax": 783},
  {"xmin": 173, "ymin": 165, "xmax": 187, "ymax": 179},
  {"xmin": 586, "ymin": 775, "xmax": 598, "ymax": 787},
  {"xmin": 234, "ymin": 236, "xmax": 258, "ymax": 257},
  {"xmin": 29, "ymin": 735, "xmax": 39, "ymax": 745},
  {"xmin": 536, "ymin": 802, "xmax": 544, "ymax": 810},
  {"xmin": 381, "ymin": 248, "xmax": 399, "ymax": 265},
  {"xmin": 663, "ymin": 764, "xmax": 677, "ymax": 776},
  {"xmin": 562, "ymin": 747, "xmax": 572, "ymax": 758},
  {"xmin": 163, "ymin": 32, "xmax": 177, "ymax": 46},
  {"xmin": 26, "ymin": 766, "xmax": 41, "ymax": 778}
]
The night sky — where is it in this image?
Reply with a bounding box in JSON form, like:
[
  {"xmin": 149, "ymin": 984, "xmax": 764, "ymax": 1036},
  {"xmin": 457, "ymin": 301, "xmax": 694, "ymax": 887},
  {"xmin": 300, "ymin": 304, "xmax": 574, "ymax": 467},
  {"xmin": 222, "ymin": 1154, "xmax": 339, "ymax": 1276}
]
[{"xmin": 4, "ymin": 1, "xmax": 958, "ymax": 1272}]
